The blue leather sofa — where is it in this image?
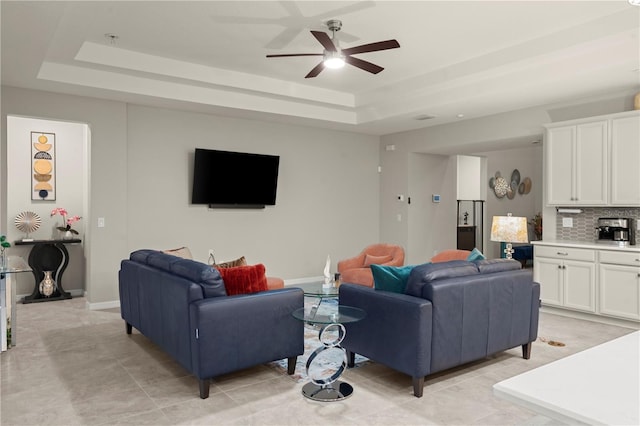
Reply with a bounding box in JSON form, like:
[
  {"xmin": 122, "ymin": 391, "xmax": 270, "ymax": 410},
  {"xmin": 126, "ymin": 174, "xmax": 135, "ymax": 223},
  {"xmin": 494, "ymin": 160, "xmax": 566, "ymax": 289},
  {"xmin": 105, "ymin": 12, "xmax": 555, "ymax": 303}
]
[
  {"xmin": 118, "ymin": 249, "xmax": 304, "ymax": 398},
  {"xmin": 339, "ymin": 259, "xmax": 540, "ymax": 397}
]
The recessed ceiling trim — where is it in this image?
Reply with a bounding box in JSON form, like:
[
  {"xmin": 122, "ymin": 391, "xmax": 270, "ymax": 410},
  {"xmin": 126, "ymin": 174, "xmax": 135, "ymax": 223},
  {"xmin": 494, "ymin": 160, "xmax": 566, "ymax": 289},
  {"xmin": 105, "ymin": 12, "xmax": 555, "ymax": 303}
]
[
  {"xmin": 37, "ymin": 62, "xmax": 358, "ymax": 124},
  {"xmin": 75, "ymin": 42, "xmax": 356, "ymax": 108}
]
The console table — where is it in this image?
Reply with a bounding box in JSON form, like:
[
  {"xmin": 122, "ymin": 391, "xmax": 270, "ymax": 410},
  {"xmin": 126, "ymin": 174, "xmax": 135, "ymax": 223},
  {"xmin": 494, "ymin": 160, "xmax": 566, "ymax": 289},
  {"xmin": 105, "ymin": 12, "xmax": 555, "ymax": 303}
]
[{"xmin": 14, "ymin": 239, "xmax": 81, "ymax": 303}]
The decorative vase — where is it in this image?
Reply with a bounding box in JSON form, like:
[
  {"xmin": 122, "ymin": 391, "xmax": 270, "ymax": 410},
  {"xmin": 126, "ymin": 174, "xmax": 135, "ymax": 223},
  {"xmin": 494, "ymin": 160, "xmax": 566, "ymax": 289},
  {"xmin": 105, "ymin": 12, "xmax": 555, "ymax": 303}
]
[
  {"xmin": 63, "ymin": 230, "xmax": 73, "ymax": 239},
  {"xmin": 39, "ymin": 271, "xmax": 56, "ymax": 297}
]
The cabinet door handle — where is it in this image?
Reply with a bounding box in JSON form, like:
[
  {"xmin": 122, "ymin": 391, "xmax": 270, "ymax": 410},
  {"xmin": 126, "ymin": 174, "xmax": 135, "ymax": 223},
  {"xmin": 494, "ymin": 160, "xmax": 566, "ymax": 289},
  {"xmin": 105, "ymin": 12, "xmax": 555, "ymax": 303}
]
[
  {"xmin": 635, "ymin": 259, "xmax": 640, "ymax": 262},
  {"xmin": 557, "ymin": 252, "xmax": 569, "ymax": 256}
]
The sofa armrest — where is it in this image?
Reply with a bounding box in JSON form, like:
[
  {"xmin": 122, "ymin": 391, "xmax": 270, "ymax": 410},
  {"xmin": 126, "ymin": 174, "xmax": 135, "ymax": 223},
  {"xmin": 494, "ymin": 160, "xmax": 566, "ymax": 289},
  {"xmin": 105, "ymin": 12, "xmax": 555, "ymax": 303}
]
[
  {"xmin": 189, "ymin": 288, "xmax": 304, "ymax": 380},
  {"xmin": 339, "ymin": 284, "xmax": 433, "ymax": 379}
]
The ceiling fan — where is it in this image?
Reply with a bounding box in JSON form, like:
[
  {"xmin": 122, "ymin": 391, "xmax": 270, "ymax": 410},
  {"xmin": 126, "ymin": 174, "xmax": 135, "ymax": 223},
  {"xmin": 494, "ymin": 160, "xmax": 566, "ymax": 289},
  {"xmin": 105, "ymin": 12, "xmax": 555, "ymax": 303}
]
[{"xmin": 266, "ymin": 19, "xmax": 400, "ymax": 78}]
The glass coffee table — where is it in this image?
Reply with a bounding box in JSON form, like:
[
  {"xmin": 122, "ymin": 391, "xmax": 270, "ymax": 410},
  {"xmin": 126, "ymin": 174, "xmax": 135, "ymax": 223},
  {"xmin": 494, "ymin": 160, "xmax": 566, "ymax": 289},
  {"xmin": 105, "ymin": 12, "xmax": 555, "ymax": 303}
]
[
  {"xmin": 292, "ymin": 305, "xmax": 366, "ymax": 402},
  {"xmin": 294, "ymin": 281, "xmax": 339, "ymax": 321}
]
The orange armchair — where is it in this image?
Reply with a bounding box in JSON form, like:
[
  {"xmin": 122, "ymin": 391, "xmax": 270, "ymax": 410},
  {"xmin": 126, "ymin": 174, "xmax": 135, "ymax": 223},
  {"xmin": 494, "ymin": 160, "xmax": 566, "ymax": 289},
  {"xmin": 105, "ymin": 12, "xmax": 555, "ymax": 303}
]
[{"xmin": 337, "ymin": 243, "xmax": 405, "ymax": 287}]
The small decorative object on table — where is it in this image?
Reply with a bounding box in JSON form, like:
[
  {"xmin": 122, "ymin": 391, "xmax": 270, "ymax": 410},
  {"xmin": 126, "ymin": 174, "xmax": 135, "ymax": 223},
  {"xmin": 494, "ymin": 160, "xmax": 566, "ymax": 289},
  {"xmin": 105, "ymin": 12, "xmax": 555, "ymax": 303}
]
[
  {"xmin": 0, "ymin": 235, "xmax": 10, "ymax": 269},
  {"xmin": 50, "ymin": 207, "xmax": 81, "ymax": 239},
  {"xmin": 39, "ymin": 271, "xmax": 56, "ymax": 297},
  {"xmin": 529, "ymin": 212, "xmax": 543, "ymax": 240},
  {"xmin": 14, "ymin": 211, "xmax": 42, "ymax": 242},
  {"xmin": 323, "ymin": 255, "xmax": 332, "ymax": 288}
]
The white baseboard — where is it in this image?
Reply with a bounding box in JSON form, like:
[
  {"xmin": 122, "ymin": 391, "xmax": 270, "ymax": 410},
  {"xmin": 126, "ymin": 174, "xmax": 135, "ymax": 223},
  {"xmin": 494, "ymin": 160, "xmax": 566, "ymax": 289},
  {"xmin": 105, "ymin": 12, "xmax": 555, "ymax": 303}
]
[
  {"xmin": 284, "ymin": 276, "xmax": 324, "ymax": 286},
  {"xmin": 16, "ymin": 288, "xmax": 84, "ymax": 301},
  {"xmin": 541, "ymin": 305, "xmax": 640, "ymax": 330},
  {"xmin": 86, "ymin": 299, "xmax": 120, "ymax": 311}
]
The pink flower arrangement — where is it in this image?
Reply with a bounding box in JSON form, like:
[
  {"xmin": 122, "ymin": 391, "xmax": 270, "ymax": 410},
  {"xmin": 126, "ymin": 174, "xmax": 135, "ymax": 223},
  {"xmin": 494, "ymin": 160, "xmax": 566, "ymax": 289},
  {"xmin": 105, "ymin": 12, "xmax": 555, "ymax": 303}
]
[{"xmin": 51, "ymin": 207, "xmax": 82, "ymax": 235}]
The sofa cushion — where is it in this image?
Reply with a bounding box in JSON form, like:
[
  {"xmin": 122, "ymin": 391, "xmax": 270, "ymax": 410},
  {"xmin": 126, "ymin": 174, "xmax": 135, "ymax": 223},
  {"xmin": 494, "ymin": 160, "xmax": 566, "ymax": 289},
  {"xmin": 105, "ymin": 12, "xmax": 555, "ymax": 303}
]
[
  {"xmin": 163, "ymin": 246, "xmax": 193, "ymax": 259},
  {"xmin": 364, "ymin": 254, "xmax": 393, "ymax": 267},
  {"xmin": 466, "ymin": 247, "xmax": 486, "ymax": 261},
  {"xmin": 475, "ymin": 258, "xmax": 522, "ymax": 274},
  {"xmin": 215, "ymin": 256, "xmax": 247, "ymax": 268},
  {"xmin": 216, "ymin": 264, "xmax": 269, "ymax": 296},
  {"xmin": 404, "ymin": 260, "xmax": 479, "ymax": 298},
  {"xmin": 371, "ymin": 264, "xmax": 416, "ymax": 294}
]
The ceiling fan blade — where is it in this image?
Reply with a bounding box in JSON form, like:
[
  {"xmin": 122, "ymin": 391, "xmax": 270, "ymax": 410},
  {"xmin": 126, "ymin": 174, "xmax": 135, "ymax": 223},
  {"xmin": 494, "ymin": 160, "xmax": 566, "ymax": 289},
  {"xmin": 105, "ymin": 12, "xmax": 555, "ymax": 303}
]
[
  {"xmin": 311, "ymin": 30, "xmax": 337, "ymax": 52},
  {"xmin": 342, "ymin": 39, "xmax": 400, "ymax": 56},
  {"xmin": 344, "ymin": 56, "xmax": 384, "ymax": 74},
  {"xmin": 266, "ymin": 53, "xmax": 323, "ymax": 58},
  {"xmin": 305, "ymin": 62, "xmax": 325, "ymax": 78}
]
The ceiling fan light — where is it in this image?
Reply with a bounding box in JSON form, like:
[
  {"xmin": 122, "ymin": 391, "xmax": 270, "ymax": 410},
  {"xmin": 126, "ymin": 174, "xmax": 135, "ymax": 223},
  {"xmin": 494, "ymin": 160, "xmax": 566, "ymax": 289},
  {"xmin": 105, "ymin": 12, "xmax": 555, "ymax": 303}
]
[
  {"xmin": 324, "ymin": 57, "xmax": 345, "ymax": 69},
  {"xmin": 629, "ymin": 0, "xmax": 640, "ymax": 5}
]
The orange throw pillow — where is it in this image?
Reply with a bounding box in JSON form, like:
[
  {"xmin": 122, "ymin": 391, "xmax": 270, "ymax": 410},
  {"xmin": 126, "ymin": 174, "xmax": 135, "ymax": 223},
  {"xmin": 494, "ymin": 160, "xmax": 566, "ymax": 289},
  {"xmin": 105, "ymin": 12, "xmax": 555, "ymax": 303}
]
[
  {"xmin": 364, "ymin": 254, "xmax": 393, "ymax": 267},
  {"xmin": 216, "ymin": 264, "xmax": 268, "ymax": 296}
]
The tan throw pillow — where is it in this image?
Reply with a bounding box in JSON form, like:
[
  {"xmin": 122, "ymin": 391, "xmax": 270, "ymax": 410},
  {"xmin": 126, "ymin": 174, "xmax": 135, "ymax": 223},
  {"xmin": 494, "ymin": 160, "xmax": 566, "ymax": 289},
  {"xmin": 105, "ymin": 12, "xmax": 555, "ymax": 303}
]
[
  {"xmin": 215, "ymin": 256, "xmax": 247, "ymax": 268},
  {"xmin": 163, "ymin": 246, "xmax": 193, "ymax": 260}
]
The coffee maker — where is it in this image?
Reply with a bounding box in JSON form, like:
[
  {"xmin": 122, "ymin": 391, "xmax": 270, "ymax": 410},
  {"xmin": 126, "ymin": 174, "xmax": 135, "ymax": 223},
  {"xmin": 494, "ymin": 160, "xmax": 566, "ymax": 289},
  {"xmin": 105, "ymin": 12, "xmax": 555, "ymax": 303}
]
[{"xmin": 596, "ymin": 217, "xmax": 630, "ymax": 244}]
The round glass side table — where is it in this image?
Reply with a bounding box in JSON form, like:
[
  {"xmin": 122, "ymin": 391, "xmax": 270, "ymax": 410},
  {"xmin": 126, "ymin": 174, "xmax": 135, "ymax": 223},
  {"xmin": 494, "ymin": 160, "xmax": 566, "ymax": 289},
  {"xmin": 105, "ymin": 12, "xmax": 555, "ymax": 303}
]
[{"xmin": 292, "ymin": 305, "xmax": 366, "ymax": 402}]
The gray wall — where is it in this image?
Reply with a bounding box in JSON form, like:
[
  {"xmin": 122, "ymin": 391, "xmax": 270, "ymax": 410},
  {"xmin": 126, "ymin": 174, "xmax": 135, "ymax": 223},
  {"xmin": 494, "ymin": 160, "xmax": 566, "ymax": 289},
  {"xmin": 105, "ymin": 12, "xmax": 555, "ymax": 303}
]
[
  {"xmin": 2, "ymin": 87, "xmax": 380, "ymax": 307},
  {"xmin": 475, "ymin": 145, "xmax": 544, "ymax": 258},
  {"xmin": 379, "ymin": 106, "xmax": 550, "ymax": 260}
]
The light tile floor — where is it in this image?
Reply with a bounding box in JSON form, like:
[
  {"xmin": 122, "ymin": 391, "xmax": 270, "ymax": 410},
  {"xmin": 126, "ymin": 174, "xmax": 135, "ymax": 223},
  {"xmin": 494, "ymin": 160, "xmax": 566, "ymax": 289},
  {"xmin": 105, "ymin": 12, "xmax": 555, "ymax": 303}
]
[{"xmin": 1, "ymin": 297, "xmax": 636, "ymax": 425}]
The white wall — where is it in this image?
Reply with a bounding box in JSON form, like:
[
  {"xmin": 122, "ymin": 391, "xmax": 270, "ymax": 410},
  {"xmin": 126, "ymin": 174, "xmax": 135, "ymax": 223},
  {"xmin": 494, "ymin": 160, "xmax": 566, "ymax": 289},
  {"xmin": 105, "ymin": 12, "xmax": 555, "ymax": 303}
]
[
  {"xmin": 474, "ymin": 145, "xmax": 543, "ymax": 258},
  {"xmin": 407, "ymin": 153, "xmax": 457, "ymax": 264},
  {"xmin": 2, "ymin": 87, "xmax": 129, "ymax": 307},
  {"xmin": 380, "ymin": 106, "xmax": 550, "ymax": 260},
  {"xmin": 2, "ymin": 87, "xmax": 381, "ymax": 306},
  {"xmin": 6, "ymin": 116, "xmax": 87, "ymax": 296},
  {"xmin": 125, "ymin": 105, "xmax": 380, "ymax": 279}
]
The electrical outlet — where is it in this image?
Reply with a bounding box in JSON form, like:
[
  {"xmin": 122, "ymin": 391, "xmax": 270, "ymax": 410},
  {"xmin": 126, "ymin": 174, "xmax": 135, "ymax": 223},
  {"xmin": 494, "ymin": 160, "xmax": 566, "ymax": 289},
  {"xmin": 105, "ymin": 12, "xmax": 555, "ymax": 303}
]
[{"xmin": 562, "ymin": 218, "xmax": 573, "ymax": 228}]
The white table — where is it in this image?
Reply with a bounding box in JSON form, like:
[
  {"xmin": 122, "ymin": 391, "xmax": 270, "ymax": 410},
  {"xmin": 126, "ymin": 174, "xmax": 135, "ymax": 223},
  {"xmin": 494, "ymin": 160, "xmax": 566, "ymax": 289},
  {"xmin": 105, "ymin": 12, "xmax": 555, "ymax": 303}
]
[{"xmin": 494, "ymin": 331, "xmax": 640, "ymax": 425}]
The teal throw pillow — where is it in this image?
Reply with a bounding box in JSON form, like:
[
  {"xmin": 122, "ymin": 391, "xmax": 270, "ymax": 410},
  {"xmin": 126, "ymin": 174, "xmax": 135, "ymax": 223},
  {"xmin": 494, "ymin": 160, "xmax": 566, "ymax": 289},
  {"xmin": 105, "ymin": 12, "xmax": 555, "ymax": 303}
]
[
  {"xmin": 467, "ymin": 247, "xmax": 486, "ymax": 261},
  {"xmin": 371, "ymin": 264, "xmax": 415, "ymax": 294}
]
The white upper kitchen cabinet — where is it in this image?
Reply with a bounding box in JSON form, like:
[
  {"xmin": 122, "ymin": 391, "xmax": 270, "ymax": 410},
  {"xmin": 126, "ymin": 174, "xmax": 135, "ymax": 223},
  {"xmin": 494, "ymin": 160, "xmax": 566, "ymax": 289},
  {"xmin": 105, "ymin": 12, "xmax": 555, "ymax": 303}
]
[{"xmin": 546, "ymin": 120, "xmax": 608, "ymax": 206}]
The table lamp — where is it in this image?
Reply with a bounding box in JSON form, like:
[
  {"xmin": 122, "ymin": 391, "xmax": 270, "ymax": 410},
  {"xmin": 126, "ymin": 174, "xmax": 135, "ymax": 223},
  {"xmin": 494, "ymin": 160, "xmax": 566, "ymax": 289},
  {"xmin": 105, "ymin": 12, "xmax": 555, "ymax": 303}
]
[{"xmin": 490, "ymin": 213, "xmax": 529, "ymax": 259}]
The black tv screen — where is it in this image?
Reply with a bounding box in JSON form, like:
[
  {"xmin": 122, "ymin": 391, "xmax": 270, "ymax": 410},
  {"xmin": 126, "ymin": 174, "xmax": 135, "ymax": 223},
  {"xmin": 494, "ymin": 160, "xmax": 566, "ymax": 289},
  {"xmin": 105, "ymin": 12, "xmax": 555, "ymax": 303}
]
[{"xmin": 191, "ymin": 148, "xmax": 280, "ymax": 208}]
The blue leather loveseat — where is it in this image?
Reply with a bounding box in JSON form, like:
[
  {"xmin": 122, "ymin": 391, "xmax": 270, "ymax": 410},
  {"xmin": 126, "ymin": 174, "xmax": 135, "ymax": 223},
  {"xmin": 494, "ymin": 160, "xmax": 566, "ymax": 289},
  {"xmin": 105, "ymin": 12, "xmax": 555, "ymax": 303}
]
[
  {"xmin": 118, "ymin": 249, "xmax": 304, "ymax": 398},
  {"xmin": 339, "ymin": 259, "xmax": 540, "ymax": 397}
]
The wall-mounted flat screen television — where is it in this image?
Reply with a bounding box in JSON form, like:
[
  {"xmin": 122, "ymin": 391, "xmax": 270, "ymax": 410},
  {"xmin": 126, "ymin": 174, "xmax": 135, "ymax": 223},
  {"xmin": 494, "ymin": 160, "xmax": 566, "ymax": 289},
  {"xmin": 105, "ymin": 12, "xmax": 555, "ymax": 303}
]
[{"xmin": 191, "ymin": 148, "xmax": 280, "ymax": 208}]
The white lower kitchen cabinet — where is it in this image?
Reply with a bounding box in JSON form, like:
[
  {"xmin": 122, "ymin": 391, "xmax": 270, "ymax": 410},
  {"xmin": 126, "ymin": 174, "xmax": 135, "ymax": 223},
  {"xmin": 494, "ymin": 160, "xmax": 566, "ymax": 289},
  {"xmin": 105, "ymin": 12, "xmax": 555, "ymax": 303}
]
[
  {"xmin": 598, "ymin": 250, "xmax": 640, "ymax": 321},
  {"xmin": 534, "ymin": 245, "xmax": 596, "ymax": 313}
]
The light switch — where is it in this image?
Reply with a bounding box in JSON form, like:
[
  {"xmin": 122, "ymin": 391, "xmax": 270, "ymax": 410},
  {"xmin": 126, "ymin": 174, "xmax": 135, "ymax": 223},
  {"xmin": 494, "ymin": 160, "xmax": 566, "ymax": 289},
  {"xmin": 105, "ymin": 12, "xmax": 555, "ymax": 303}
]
[{"xmin": 98, "ymin": 217, "xmax": 105, "ymax": 228}]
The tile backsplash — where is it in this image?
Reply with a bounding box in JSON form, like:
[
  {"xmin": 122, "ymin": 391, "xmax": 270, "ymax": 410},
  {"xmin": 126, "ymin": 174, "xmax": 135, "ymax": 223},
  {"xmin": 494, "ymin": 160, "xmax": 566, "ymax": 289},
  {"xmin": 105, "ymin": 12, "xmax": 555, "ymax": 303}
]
[{"xmin": 555, "ymin": 207, "xmax": 640, "ymax": 241}]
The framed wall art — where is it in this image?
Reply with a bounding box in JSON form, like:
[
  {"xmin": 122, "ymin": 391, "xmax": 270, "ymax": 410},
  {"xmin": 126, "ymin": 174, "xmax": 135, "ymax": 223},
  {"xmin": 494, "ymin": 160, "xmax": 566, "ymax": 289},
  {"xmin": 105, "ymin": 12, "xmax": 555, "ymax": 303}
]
[{"xmin": 31, "ymin": 131, "xmax": 56, "ymax": 200}]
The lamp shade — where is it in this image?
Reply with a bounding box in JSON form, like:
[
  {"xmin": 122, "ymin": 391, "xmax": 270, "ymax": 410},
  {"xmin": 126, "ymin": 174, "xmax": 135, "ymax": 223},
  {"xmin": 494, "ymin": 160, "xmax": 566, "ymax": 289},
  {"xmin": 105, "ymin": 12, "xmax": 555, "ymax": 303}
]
[{"xmin": 490, "ymin": 215, "xmax": 529, "ymax": 243}]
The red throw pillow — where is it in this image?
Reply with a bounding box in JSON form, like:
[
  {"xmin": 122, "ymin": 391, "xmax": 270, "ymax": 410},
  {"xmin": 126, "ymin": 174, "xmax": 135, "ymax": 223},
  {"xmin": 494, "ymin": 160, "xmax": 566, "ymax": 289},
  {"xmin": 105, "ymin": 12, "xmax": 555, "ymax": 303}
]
[{"xmin": 216, "ymin": 264, "xmax": 268, "ymax": 296}]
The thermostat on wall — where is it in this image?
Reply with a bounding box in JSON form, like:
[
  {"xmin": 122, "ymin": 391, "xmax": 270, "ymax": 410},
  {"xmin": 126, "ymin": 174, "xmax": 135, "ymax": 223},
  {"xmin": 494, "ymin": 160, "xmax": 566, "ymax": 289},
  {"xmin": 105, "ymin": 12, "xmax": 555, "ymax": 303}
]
[{"xmin": 432, "ymin": 194, "xmax": 441, "ymax": 203}]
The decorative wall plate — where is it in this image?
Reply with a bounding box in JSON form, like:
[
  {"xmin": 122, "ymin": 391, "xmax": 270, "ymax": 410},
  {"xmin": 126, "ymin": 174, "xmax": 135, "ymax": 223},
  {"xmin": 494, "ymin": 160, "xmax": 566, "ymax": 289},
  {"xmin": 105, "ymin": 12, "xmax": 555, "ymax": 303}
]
[
  {"xmin": 523, "ymin": 177, "xmax": 532, "ymax": 194},
  {"xmin": 493, "ymin": 176, "xmax": 509, "ymax": 198},
  {"xmin": 506, "ymin": 182, "xmax": 517, "ymax": 199},
  {"xmin": 511, "ymin": 169, "xmax": 521, "ymax": 186}
]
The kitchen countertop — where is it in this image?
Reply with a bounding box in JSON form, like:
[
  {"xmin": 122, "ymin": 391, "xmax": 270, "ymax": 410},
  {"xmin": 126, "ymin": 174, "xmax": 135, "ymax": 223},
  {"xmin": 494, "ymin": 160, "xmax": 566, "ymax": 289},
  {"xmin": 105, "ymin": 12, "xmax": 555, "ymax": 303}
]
[{"xmin": 531, "ymin": 239, "xmax": 640, "ymax": 253}]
